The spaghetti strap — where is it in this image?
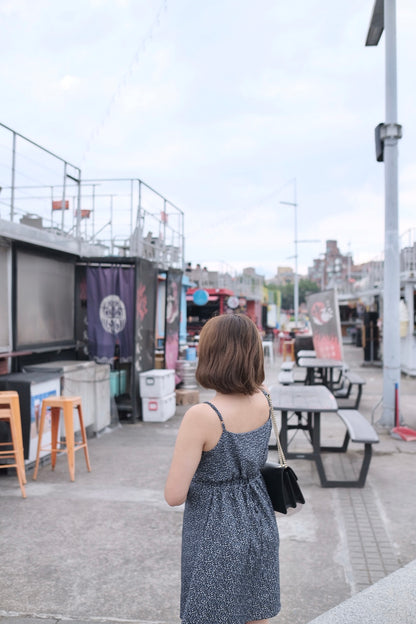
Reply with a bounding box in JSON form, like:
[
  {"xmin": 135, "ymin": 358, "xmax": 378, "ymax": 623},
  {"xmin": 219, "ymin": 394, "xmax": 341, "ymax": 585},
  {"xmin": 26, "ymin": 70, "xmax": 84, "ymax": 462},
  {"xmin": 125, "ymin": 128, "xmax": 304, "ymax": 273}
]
[
  {"xmin": 260, "ymin": 388, "xmax": 269, "ymax": 399},
  {"xmin": 204, "ymin": 401, "xmax": 226, "ymax": 432},
  {"xmin": 260, "ymin": 388, "xmax": 273, "ymax": 417}
]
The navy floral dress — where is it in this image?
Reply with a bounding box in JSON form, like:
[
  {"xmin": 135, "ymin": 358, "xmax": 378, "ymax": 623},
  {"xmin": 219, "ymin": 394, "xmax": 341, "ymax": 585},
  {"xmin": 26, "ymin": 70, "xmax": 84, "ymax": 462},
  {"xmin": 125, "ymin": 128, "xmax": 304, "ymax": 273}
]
[{"xmin": 180, "ymin": 398, "xmax": 280, "ymax": 624}]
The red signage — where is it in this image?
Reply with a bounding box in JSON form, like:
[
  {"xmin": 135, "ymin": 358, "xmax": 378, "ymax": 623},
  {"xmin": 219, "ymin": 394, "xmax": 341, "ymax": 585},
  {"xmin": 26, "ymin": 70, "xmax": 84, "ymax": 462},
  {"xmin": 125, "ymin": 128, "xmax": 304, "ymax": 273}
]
[{"xmin": 306, "ymin": 289, "xmax": 343, "ymax": 360}]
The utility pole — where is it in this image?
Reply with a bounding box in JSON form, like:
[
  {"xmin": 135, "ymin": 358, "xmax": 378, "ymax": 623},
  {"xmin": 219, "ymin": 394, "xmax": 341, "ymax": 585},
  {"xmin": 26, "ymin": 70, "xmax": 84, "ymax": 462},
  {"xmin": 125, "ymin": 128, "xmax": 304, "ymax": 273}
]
[
  {"xmin": 280, "ymin": 179, "xmax": 319, "ymax": 328},
  {"xmin": 280, "ymin": 179, "xmax": 299, "ymax": 327},
  {"xmin": 366, "ymin": 0, "xmax": 402, "ymax": 427}
]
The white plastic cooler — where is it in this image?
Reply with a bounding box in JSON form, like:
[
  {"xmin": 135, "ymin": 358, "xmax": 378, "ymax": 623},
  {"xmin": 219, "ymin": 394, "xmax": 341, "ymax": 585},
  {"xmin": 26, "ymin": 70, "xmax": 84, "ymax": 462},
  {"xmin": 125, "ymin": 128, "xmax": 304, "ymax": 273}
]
[
  {"xmin": 139, "ymin": 369, "xmax": 175, "ymax": 398},
  {"xmin": 141, "ymin": 393, "xmax": 176, "ymax": 422},
  {"xmin": 139, "ymin": 369, "xmax": 176, "ymax": 422}
]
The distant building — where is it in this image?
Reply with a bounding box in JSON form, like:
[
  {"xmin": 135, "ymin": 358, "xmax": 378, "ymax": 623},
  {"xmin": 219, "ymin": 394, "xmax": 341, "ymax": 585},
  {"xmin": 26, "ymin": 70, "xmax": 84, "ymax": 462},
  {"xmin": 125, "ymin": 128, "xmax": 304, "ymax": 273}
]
[
  {"xmin": 308, "ymin": 240, "xmax": 354, "ymax": 290},
  {"xmin": 267, "ymin": 266, "xmax": 296, "ymax": 286}
]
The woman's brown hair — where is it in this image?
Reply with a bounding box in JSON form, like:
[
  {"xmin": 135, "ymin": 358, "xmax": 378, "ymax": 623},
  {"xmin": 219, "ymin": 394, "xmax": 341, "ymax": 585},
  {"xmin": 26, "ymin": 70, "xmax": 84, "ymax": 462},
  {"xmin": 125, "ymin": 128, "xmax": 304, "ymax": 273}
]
[{"xmin": 195, "ymin": 313, "xmax": 264, "ymax": 395}]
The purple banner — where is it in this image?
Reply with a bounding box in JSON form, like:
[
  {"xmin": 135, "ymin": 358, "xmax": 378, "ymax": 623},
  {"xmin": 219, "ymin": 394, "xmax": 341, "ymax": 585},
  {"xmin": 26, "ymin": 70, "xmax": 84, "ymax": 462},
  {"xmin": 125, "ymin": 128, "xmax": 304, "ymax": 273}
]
[
  {"xmin": 165, "ymin": 269, "xmax": 182, "ymax": 372},
  {"xmin": 86, "ymin": 266, "xmax": 134, "ymax": 363}
]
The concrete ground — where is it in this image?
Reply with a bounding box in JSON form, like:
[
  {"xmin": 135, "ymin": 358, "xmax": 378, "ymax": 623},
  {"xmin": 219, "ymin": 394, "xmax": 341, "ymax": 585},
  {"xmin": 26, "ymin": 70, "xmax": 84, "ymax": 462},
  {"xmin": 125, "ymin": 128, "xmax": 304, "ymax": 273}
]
[{"xmin": 0, "ymin": 343, "xmax": 415, "ymax": 624}]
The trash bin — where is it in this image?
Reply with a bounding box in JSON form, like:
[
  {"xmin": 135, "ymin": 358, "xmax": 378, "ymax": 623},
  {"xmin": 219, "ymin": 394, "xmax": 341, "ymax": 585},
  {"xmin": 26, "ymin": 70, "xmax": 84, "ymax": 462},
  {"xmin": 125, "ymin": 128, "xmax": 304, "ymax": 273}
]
[
  {"xmin": 363, "ymin": 312, "xmax": 379, "ymax": 362},
  {"xmin": 24, "ymin": 361, "xmax": 111, "ymax": 433},
  {"xmin": 0, "ymin": 371, "xmax": 61, "ymax": 464}
]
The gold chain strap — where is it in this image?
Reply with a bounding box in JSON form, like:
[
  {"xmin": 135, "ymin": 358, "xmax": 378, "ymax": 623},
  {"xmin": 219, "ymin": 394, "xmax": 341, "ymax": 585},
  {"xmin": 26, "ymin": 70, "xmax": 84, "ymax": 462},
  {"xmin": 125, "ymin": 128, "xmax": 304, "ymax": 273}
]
[{"xmin": 265, "ymin": 392, "xmax": 287, "ymax": 468}]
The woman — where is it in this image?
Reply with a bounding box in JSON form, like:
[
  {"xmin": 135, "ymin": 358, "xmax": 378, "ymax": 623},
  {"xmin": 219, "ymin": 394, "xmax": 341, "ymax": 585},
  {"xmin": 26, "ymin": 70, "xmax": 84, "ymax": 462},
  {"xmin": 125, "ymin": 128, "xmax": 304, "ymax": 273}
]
[{"xmin": 165, "ymin": 313, "xmax": 280, "ymax": 624}]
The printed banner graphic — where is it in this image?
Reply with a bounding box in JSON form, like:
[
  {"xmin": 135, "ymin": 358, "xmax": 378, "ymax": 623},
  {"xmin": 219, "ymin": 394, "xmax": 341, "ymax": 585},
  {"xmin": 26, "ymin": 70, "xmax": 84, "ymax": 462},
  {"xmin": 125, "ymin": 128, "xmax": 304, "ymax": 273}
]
[
  {"xmin": 135, "ymin": 259, "xmax": 158, "ymax": 373},
  {"xmin": 87, "ymin": 266, "xmax": 134, "ymax": 362},
  {"xmin": 306, "ymin": 289, "xmax": 343, "ymax": 360},
  {"xmin": 164, "ymin": 269, "xmax": 182, "ymax": 372}
]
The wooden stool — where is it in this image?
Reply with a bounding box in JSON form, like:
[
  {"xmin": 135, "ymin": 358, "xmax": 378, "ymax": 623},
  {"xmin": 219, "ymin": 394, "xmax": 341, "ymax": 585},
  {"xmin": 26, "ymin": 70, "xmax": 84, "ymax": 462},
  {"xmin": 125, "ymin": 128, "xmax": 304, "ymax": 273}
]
[
  {"xmin": 33, "ymin": 396, "xmax": 91, "ymax": 482},
  {"xmin": 0, "ymin": 391, "xmax": 27, "ymax": 498},
  {"xmin": 282, "ymin": 339, "xmax": 295, "ymax": 362}
]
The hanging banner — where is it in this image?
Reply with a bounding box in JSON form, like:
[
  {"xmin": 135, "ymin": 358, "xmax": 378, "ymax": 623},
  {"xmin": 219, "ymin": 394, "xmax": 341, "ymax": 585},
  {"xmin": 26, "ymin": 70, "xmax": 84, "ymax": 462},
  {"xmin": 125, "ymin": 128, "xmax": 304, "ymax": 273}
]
[
  {"xmin": 164, "ymin": 269, "xmax": 182, "ymax": 372},
  {"xmin": 86, "ymin": 266, "xmax": 134, "ymax": 362},
  {"xmin": 306, "ymin": 289, "xmax": 343, "ymax": 360},
  {"xmin": 134, "ymin": 259, "xmax": 158, "ymax": 374}
]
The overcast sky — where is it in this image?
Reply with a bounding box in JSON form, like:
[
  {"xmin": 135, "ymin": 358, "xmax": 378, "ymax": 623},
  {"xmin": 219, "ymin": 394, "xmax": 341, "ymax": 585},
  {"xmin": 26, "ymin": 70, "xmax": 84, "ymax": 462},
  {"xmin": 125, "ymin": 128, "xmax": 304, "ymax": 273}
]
[{"xmin": 1, "ymin": 0, "xmax": 415, "ymax": 277}]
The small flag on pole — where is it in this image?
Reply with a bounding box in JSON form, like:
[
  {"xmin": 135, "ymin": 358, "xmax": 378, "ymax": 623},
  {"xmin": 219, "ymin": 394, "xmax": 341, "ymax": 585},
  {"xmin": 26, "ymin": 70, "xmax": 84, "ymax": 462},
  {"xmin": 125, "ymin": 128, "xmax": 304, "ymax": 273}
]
[{"xmin": 52, "ymin": 200, "xmax": 69, "ymax": 210}]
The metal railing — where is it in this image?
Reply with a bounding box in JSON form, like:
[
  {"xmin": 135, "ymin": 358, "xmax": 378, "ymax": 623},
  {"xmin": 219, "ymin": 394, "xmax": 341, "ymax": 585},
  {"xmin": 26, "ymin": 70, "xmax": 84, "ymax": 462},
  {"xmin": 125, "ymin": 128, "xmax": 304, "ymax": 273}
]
[
  {"xmin": 81, "ymin": 178, "xmax": 184, "ymax": 269},
  {"xmin": 400, "ymin": 228, "xmax": 416, "ymax": 275},
  {"xmin": 0, "ymin": 124, "xmax": 184, "ymax": 270},
  {"xmin": 0, "ymin": 122, "xmax": 81, "ymax": 235}
]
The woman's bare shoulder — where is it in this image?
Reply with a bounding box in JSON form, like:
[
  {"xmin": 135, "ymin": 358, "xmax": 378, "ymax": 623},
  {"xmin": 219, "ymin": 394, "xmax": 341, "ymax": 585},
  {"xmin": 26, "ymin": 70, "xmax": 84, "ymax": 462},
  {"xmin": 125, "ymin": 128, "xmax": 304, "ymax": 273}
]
[{"xmin": 183, "ymin": 401, "xmax": 217, "ymax": 421}]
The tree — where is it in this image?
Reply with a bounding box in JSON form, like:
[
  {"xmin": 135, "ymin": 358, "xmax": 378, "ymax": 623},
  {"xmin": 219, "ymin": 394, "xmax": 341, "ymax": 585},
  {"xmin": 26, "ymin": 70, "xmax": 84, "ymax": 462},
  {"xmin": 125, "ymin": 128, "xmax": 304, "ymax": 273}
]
[
  {"xmin": 270, "ymin": 279, "xmax": 320, "ymax": 311},
  {"xmin": 298, "ymin": 279, "xmax": 320, "ymax": 304}
]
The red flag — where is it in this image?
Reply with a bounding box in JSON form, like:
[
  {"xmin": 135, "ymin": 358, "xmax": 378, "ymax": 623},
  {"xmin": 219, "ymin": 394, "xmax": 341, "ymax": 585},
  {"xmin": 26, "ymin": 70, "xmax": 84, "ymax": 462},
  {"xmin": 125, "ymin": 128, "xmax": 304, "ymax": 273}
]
[{"xmin": 52, "ymin": 200, "xmax": 69, "ymax": 210}]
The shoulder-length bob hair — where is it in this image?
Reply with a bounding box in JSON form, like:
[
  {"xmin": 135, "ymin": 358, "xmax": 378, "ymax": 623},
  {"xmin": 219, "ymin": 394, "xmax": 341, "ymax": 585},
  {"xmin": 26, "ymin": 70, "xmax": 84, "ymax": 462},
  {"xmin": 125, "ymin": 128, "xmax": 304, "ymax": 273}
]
[{"xmin": 196, "ymin": 313, "xmax": 264, "ymax": 395}]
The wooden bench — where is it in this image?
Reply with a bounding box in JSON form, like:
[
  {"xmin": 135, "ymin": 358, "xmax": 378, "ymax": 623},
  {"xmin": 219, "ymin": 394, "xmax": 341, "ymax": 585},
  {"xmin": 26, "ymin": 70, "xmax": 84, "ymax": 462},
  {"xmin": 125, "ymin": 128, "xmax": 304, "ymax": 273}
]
[
  {"xmin": 334, "ymin": 371, "xmax": 366, "ymax": 409},
  {"xmin": 320, "ymin": 409, "xmax": 379, "ymax": 487},
  {"xmin": 278, "ymin": 371, "xmax": 294, "ymax": 385}
]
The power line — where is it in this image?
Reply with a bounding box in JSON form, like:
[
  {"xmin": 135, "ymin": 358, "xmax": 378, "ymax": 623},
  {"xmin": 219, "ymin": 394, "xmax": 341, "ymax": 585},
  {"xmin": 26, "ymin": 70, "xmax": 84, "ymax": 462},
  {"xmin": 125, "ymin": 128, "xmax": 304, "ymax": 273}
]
[{"xmin": 81, "ymin": 0, "xmax": 168, "ymax": 164}]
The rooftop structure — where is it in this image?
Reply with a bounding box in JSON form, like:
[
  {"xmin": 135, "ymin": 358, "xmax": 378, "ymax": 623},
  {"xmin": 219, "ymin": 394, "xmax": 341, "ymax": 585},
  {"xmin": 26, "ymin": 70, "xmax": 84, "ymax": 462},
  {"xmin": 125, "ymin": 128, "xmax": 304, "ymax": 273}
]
[{"xmin": 0, "ymin": 123, "xmax": 184, "ymax": 270}]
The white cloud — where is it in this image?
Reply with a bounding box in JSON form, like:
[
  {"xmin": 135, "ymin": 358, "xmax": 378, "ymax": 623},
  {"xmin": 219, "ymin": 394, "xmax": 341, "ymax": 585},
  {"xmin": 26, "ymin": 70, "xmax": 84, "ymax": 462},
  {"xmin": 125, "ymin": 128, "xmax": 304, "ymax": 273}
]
[
  {"xmin": 0, "ymin": 0, "xmax": 415, "ymax": 279},
  {"xmin": 58, "ymin": 75, "xmax": 82, "ymax": 92}
]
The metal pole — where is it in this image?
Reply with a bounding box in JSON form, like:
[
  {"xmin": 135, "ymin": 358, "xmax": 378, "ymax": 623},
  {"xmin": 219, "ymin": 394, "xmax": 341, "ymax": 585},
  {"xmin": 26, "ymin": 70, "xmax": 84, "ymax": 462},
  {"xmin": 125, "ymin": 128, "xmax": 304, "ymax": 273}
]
[
  {"xmin": 136, "ymin": 180, "xmax": 142, "ymax": 257},
  {"xmin": 91, "ymin": 184, "xmax": 96, "ymax": 243},
  {"xmin": 181, "ymin": 210, "xmax": 185, "ymax": 271},
  {"xmin": 280, "ymin": 179, "xmax": 299, "ymax": 327},
  {"xmin": 76, "ymin": 170, "xmax": 82, "ymax": 247},
  {"xmin": 61, "ymin": 162, "xmax": 67, "ymax": 231},
  {"xmin": 379, "ymin": 0, "xmax": 401, "ymax": 427},
  {"xmin": 110, "ymin": 195, "xmax": 114, "ymax": 254},
  {"xmin": 293, "ymin": 181, "xmax": 299, "ymax": 327},
  {"xmin": 130, "ymin": 179, "xmax": 133, "ymax": 238},
  {"xmin": 10, "ymin": 131, "xmax": 16, "ymax": 222}
]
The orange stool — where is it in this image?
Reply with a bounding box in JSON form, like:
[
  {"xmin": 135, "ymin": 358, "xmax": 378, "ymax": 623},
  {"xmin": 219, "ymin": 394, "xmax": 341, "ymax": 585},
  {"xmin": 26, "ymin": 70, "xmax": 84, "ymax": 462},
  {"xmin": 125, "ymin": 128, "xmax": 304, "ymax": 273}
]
[
  {"xmin": 282, "ymin": 339, "xmax": 295, "ymax": 362},
  {"xmin": 33, "ymin": 396, "xmax": 91, "ymax": 482},
  {"xmin": 0, "ymin": 391, "xmax": 27, "ymax": 498}
]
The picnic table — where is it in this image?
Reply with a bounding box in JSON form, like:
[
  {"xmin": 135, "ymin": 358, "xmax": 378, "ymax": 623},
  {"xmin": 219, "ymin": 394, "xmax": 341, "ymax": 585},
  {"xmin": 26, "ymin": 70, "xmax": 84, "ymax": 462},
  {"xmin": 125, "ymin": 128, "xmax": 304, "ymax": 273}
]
[
  {"xmin": 297, "ymin": 357, "xmax": 345, "ymax": 391},
  {"xmin": 270, "ymin": 385, "xmax": 337, "ymax": 485},
  {"xmin": 269, "ymin": 384, "xmax": 378, "ymax": 488}
]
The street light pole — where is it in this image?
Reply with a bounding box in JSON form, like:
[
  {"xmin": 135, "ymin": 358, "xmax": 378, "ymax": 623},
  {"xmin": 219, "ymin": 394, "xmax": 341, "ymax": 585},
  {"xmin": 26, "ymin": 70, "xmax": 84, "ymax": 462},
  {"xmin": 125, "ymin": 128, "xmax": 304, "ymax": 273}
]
[
  {"xmin": 366, "ymin": 0, "xmax": 402, "ymax": 427},
  {"xmin": 280, "ymin": 179, "xmax": 299, "ymax": 327},
  {"xmin": 280, "ymin": 179, "xmax": 319, "ymax": 328}
]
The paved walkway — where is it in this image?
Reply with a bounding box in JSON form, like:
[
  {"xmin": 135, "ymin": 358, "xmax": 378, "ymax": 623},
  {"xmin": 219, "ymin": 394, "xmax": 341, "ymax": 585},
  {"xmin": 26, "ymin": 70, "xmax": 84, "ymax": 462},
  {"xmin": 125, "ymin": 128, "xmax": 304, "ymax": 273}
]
[
  {"xmin": 0, "ymin": 343, "xmax": 415, "ymax": 624},
  {"xmin": 307, "ymin": 559, "xmax": 416, "ymax": 623}
]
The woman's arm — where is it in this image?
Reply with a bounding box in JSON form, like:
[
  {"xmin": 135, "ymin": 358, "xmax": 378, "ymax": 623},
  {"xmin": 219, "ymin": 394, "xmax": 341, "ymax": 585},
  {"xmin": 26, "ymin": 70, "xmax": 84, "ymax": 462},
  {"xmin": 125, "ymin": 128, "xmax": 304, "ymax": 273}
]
[{"xmin": 164, "ymin": 404, "xmax": 208, "ymax": 506}]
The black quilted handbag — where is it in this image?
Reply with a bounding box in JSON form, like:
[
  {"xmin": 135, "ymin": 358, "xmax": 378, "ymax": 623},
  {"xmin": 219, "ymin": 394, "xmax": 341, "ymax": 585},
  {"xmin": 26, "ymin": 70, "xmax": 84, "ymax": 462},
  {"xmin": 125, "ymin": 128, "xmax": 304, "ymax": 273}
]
[{"xmin": 261, "ymin": 393, "xmax": 305, "ymax": 514}]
